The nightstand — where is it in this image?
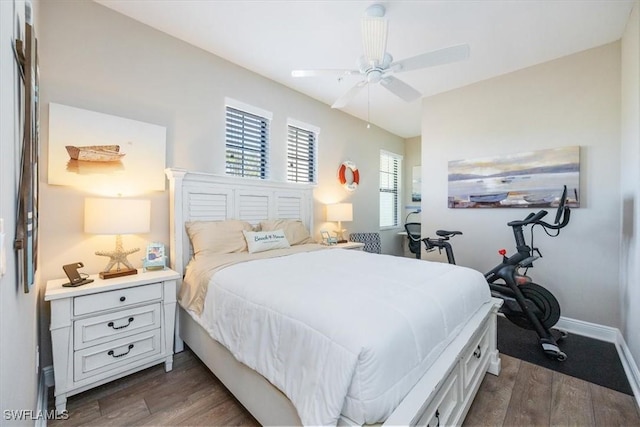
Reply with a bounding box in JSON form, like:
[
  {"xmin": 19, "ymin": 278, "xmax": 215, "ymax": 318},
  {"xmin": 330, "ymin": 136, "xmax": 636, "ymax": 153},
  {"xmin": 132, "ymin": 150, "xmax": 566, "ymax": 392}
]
[
  {"xmin": 45, "ymin": 268, "xmax": 180, "ymax": 412},
  {"xmin": 332, "ymin": 242, "xmax": 365, "ymax": 250}
]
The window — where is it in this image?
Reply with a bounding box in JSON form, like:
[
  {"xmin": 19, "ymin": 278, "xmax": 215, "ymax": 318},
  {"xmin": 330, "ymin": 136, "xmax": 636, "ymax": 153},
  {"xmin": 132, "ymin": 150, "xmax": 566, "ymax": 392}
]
[
  {"xmin": 287, "ymin": 120, "xmax": 318, "ymax": 183},
  {"xmin": 225, "ymin": 101, "xmax": 271, "ymax": 179},
  {"xmin": 380, "ymin": 150, "xmax": 402, "ymax": 228}
]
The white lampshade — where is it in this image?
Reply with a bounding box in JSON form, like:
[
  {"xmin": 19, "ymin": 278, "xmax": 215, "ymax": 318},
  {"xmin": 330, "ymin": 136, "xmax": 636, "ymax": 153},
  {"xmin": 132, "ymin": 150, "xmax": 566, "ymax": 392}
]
[
  {"xmin": 326, "ymin": 203, "xmax": 353, "ymax": 222},
  {"xmin": 84, "ymin": 198, "xmax": 150, "ymax": 235}
]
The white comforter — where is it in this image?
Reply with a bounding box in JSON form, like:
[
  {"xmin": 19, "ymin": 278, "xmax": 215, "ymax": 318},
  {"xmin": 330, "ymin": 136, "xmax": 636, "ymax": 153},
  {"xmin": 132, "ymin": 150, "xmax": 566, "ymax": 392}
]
[{"xmin": 190, "ymin": 248, "xmax": 490, "ymax": 425}]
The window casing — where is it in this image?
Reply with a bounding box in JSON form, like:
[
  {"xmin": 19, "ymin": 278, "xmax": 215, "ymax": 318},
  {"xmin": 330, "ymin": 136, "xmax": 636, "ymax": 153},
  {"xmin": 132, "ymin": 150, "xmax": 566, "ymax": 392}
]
[
  {"xmin": 380, "ymin": 150, "xmax": 402, "ymax": 228},
  {"xmin": 287, "ymin": 121, "xmax": 318, "ymax": 184},
  {"xmin": 225, "ymin": 104, "xmax": 270, "ymax": 179}
]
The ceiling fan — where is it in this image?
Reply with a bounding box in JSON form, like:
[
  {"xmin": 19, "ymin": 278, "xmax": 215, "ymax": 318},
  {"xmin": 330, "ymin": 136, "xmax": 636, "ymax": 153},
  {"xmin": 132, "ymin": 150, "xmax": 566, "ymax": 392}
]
[{"xmin": 291, "ymin": 4, "xmax": 470, "ymax": 109}]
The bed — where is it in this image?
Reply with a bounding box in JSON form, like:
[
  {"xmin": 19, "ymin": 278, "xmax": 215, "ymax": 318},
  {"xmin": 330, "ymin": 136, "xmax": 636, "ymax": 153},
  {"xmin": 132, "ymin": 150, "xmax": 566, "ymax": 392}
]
[{"xmin": 166, "ymin": 168, "xmax": 502, "ymax": 426}]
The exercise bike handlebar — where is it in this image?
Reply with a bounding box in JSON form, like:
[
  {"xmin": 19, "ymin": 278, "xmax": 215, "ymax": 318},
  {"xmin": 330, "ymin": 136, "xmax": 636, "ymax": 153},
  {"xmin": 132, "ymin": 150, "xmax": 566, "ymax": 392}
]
[
  {"xmin": 538, "ymin": 207, "xmax": 571, "ymax": 230},
  {"xmin": 507, "ymin": 206, "xmax": 571, "ymax": 230},
  {"xmin": 506, "ymin": 185, "xmax": 571, "ymax": 230},
  {"xmin": 507, "ymin": 210, "xmax": 548, "ymax": 227}
]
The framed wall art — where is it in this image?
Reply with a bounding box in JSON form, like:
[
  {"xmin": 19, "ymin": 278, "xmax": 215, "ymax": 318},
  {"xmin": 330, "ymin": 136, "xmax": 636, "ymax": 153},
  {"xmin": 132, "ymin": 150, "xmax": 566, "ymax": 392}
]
[
  {"xmin": 48, "ymin": 103, "xmax": 167, "ymax": 193},
  {"xmin": 13, "ymin": 8, "xmax": 39, "ymax": 293},
  {"xmin": 448, "ymin": 146, "xmax": 580, "ymax": 209},
  {"xmin": 412, "ymin": 166, "xmax": 421, "ymax": 202}
]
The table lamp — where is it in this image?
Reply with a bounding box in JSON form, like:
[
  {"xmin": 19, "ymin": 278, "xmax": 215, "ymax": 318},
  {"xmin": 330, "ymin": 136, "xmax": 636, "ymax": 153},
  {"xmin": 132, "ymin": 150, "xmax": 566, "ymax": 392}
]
[
  {"xmin": 84, "ymin": 197, "xmax": 150, "ymax": 279},
  {"xmin": 326, "ymin": 203, "xmax": 353, "ymax": 243}
]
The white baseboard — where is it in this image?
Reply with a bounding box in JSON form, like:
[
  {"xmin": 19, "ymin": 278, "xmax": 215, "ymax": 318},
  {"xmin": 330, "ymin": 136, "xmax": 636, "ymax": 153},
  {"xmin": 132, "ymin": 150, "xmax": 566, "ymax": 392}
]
[
  {"xmin": 43, "ymin": 365, "xmax": 54, "ymax": 388},
  {"xmin": 35, "ymin": 366, "xmax": 53, "ymax": 427},
  {"xmin": 554, "ymin": 316, "xmax": 640, "ymax": 408},
  {"xmin": 555, "ymin": 316, "xmax": 619, "ymax": 342},
  {"xmin": 616, "ymin": 330, "xmax": 640, "ymax": 408}
]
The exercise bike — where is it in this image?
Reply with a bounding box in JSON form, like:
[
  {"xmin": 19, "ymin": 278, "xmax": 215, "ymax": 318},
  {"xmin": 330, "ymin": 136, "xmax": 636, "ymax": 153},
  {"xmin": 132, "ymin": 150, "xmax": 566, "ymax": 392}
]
[{"xmin": 408, "ymin": 186, "xmax": 571, "ymax": 361}]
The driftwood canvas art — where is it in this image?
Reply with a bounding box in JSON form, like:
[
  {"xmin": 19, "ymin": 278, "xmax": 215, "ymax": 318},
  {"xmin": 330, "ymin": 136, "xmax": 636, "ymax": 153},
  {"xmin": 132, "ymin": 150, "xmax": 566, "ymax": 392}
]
[
  {"xmin": 448, "ymin": 146, "xmax": 580, "ymax": 209},
  {"xmin": 13, "ymin": 8, "xmax": 39, "ymax": 293},
  {"xmin": 48, "ymin": 103, "xmax": 166, "ymax": 193}
]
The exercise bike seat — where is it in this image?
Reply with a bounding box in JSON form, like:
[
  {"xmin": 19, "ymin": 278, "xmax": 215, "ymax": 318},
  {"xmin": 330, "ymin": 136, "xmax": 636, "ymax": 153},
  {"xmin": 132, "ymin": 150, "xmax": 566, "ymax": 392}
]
[{"xmin": 436, "ymin": 230, "xmax": 462, "ymax": 238}]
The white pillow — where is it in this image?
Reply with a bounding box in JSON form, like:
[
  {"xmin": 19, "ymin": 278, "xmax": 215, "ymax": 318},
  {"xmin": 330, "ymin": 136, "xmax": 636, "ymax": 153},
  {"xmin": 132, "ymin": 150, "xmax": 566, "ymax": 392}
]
[
  {"xmin": 243, "ymin": 229, "xmax": 291, "ymax": 254},
  {"xmin": 259, "ymin": 219, "xmax": 315, "ymax": 245}
]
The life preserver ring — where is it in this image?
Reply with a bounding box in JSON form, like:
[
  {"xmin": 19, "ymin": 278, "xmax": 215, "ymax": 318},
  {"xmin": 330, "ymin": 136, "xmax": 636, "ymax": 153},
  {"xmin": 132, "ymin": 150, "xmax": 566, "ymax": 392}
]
[{"xmin": 338, "ymin": 161, "xmax": 359, "ymax": 191}]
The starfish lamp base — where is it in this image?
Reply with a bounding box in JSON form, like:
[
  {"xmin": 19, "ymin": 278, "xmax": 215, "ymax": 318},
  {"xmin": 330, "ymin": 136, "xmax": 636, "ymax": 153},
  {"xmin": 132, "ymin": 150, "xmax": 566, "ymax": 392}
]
[
  {"xmin": 95, "ymin": 234, "xmax": 140, "ymax": 280},
  {"xmin": 99, "ymin": 268, "xmax": 137, "ymax": 280}
]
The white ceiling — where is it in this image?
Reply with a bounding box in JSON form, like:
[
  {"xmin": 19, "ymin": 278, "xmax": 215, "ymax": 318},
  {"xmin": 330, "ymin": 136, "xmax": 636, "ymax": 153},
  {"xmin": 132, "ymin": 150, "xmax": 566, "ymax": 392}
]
[{"xmin": 96, "ymin": 0, "xmax": 634, "ymax": 138}]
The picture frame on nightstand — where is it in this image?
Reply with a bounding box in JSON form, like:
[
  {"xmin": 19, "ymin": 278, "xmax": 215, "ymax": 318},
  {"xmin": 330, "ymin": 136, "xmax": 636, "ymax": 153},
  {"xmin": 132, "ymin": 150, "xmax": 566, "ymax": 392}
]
[
  {"xmin": 143, "ymin": 242, "xmax": 166, "ymax": 271},
  {"xmin": 321, "ymin": 230, "xmax": 338, "ymax": 245}
]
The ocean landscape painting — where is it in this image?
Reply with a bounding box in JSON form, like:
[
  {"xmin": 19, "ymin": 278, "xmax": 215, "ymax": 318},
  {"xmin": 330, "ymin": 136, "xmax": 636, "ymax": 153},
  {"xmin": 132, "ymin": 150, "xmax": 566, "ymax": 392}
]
[{"xmin": 448, "ymin": 146, "xmax": 580, "ymax": 208}]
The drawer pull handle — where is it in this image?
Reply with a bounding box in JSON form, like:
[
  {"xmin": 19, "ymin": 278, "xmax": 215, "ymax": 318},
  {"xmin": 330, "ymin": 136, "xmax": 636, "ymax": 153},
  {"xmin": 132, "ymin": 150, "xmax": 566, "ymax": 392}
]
[
  {"xmin": 108, "ymin": 344, "xmax": 134, "ymax": 358},
  {"xmin": 119, "ymin": 296, "xmax": 126, "ymax": 302},
  {"xmin": 107, "ymin": 317, "xmax": 134, "ymax": 330},
  {"xmin": 473, "ymin": 345, "xmax": 482, "ymax": 359}
]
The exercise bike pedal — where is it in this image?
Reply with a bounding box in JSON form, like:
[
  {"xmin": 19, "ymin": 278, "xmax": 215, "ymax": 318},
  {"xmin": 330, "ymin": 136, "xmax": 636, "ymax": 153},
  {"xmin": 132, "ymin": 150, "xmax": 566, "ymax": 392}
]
[{"xmin": 541, "ymin": 341, "xmax": 568, "ymax": 361}]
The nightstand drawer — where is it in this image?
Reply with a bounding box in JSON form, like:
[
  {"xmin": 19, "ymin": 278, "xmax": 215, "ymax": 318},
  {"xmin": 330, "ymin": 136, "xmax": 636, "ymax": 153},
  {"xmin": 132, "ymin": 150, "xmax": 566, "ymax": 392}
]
[
  {"xmin": 74, "ymin": 303, "xmax": 161, "ymax": 350},
  {"xmin": 74, "ymin": 283, "xmax": 162, "ymax": 316},
  {"xmin": 74, "ymin": 329, "xmax": 162, "ymax": 382}
]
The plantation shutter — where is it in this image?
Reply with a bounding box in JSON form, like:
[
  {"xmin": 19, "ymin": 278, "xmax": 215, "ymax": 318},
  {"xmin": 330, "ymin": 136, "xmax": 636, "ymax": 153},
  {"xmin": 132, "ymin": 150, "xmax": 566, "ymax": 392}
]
[
  {"xmin": 225, "ymin": 106, "xmax": 269, "ymax": 179},
  {"xmin": 380, "ymin": 151, "xmax": 401, "ymax": 228},
  {"xmin": 287, "ymin": 125, "xmax": 317, "ymax": 183}
]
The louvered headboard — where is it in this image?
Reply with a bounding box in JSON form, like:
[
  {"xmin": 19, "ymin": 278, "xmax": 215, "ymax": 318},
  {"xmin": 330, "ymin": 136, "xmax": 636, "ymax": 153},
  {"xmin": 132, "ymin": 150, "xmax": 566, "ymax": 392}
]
[{"xmin": 165, "ymin": 168, "xmax": 315, "ymax": 276}]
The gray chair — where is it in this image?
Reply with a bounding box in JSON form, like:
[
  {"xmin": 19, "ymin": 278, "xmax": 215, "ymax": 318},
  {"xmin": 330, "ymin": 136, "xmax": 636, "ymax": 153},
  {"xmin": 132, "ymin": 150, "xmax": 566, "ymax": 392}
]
[{"xmin": 349, "ymin": 232, "xmax": 381, "ymax": 254}]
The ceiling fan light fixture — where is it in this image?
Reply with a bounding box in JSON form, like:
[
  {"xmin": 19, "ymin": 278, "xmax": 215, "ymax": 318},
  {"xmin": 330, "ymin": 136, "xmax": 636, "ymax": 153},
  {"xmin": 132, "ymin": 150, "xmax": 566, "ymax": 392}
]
[
  {"xmin": 367, "ymin": 69, "xmax": 383, "ymax": 84},
  {"xmin": 361, "ymin": 9, "xmax": 388, "ymax": 65}
]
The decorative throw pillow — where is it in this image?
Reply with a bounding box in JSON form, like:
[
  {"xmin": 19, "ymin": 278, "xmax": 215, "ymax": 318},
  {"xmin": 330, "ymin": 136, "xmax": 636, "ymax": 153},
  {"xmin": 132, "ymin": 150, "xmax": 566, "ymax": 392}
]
[
  {"xmin": 185, "ymin": 220, "xmax": 254, "ymax": 257},
  {"xmin": 243, "ymin": 229, "xmax": 291, "ymax": 253},
  {"xmin": 259, "ymin": 219, "xmax": 315, "ymax": 245}
]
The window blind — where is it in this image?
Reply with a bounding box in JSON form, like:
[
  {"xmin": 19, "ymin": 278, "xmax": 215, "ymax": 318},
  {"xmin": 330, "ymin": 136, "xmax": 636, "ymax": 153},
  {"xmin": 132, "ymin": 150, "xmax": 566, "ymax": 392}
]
[
  {"xmin": 380, "ymin": 151, "xmax": 401, "ymax": 228},
  {"xmin": 225, "ymin": 106, "xmax": 269, "ymax": 179},
  {"xmin": 287, "ymin": 125, "xmax": 316, "ymax": 183}
]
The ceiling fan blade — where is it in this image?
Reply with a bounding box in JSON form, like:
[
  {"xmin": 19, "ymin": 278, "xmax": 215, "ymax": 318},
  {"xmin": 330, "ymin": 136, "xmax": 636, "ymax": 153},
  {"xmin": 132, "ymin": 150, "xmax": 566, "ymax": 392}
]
[
  {"xmin": 380, "ymin": 76, "xmax": 421, "ymax": 102},
  {"xmin": 332, "ymin": 81, "xmax": 367, "ymax": 109},
  {"xmin": 392, "ymin": 44, "xmax": 470, "ymax": 73},
  {"xmin": 292, "ymin": 69, "xmax": 360, "ymax": 77}
]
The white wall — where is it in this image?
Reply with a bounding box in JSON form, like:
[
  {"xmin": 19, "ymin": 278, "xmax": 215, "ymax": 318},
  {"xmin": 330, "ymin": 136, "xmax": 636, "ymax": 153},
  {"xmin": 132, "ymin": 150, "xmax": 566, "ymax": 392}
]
[
  {"xmin": 0, "ymin": 0, "xmax": 41, "ymax": 421},
  {"xmin": 421, "ymin": 42, "xmax": 622, "ymax": 327},
  {"xmin": 620, "ymin": 1, "xmax": 640, "ymax": 367},
  {"xmin": 37, "ymin": 2, "xmax": 404, "ymax": 365}
]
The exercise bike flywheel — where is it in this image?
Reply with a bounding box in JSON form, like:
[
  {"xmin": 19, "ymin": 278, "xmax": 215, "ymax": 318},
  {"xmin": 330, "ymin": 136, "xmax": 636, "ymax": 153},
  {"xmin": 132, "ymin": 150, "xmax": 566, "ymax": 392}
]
[{"xmin": 504, "ymin": 282, "xmax": 561, "ymax": 331}]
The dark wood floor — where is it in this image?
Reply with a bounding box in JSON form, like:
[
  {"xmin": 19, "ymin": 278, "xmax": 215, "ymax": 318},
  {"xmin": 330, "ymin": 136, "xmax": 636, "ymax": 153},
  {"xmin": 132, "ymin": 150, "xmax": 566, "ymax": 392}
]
[
  {"xmin": 464, "ymin": 354, "xmax": 640, "ymax": 427},
  {"xmin": 50, "ymin": 349, "xmax": 640, "ymax": 426}
]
